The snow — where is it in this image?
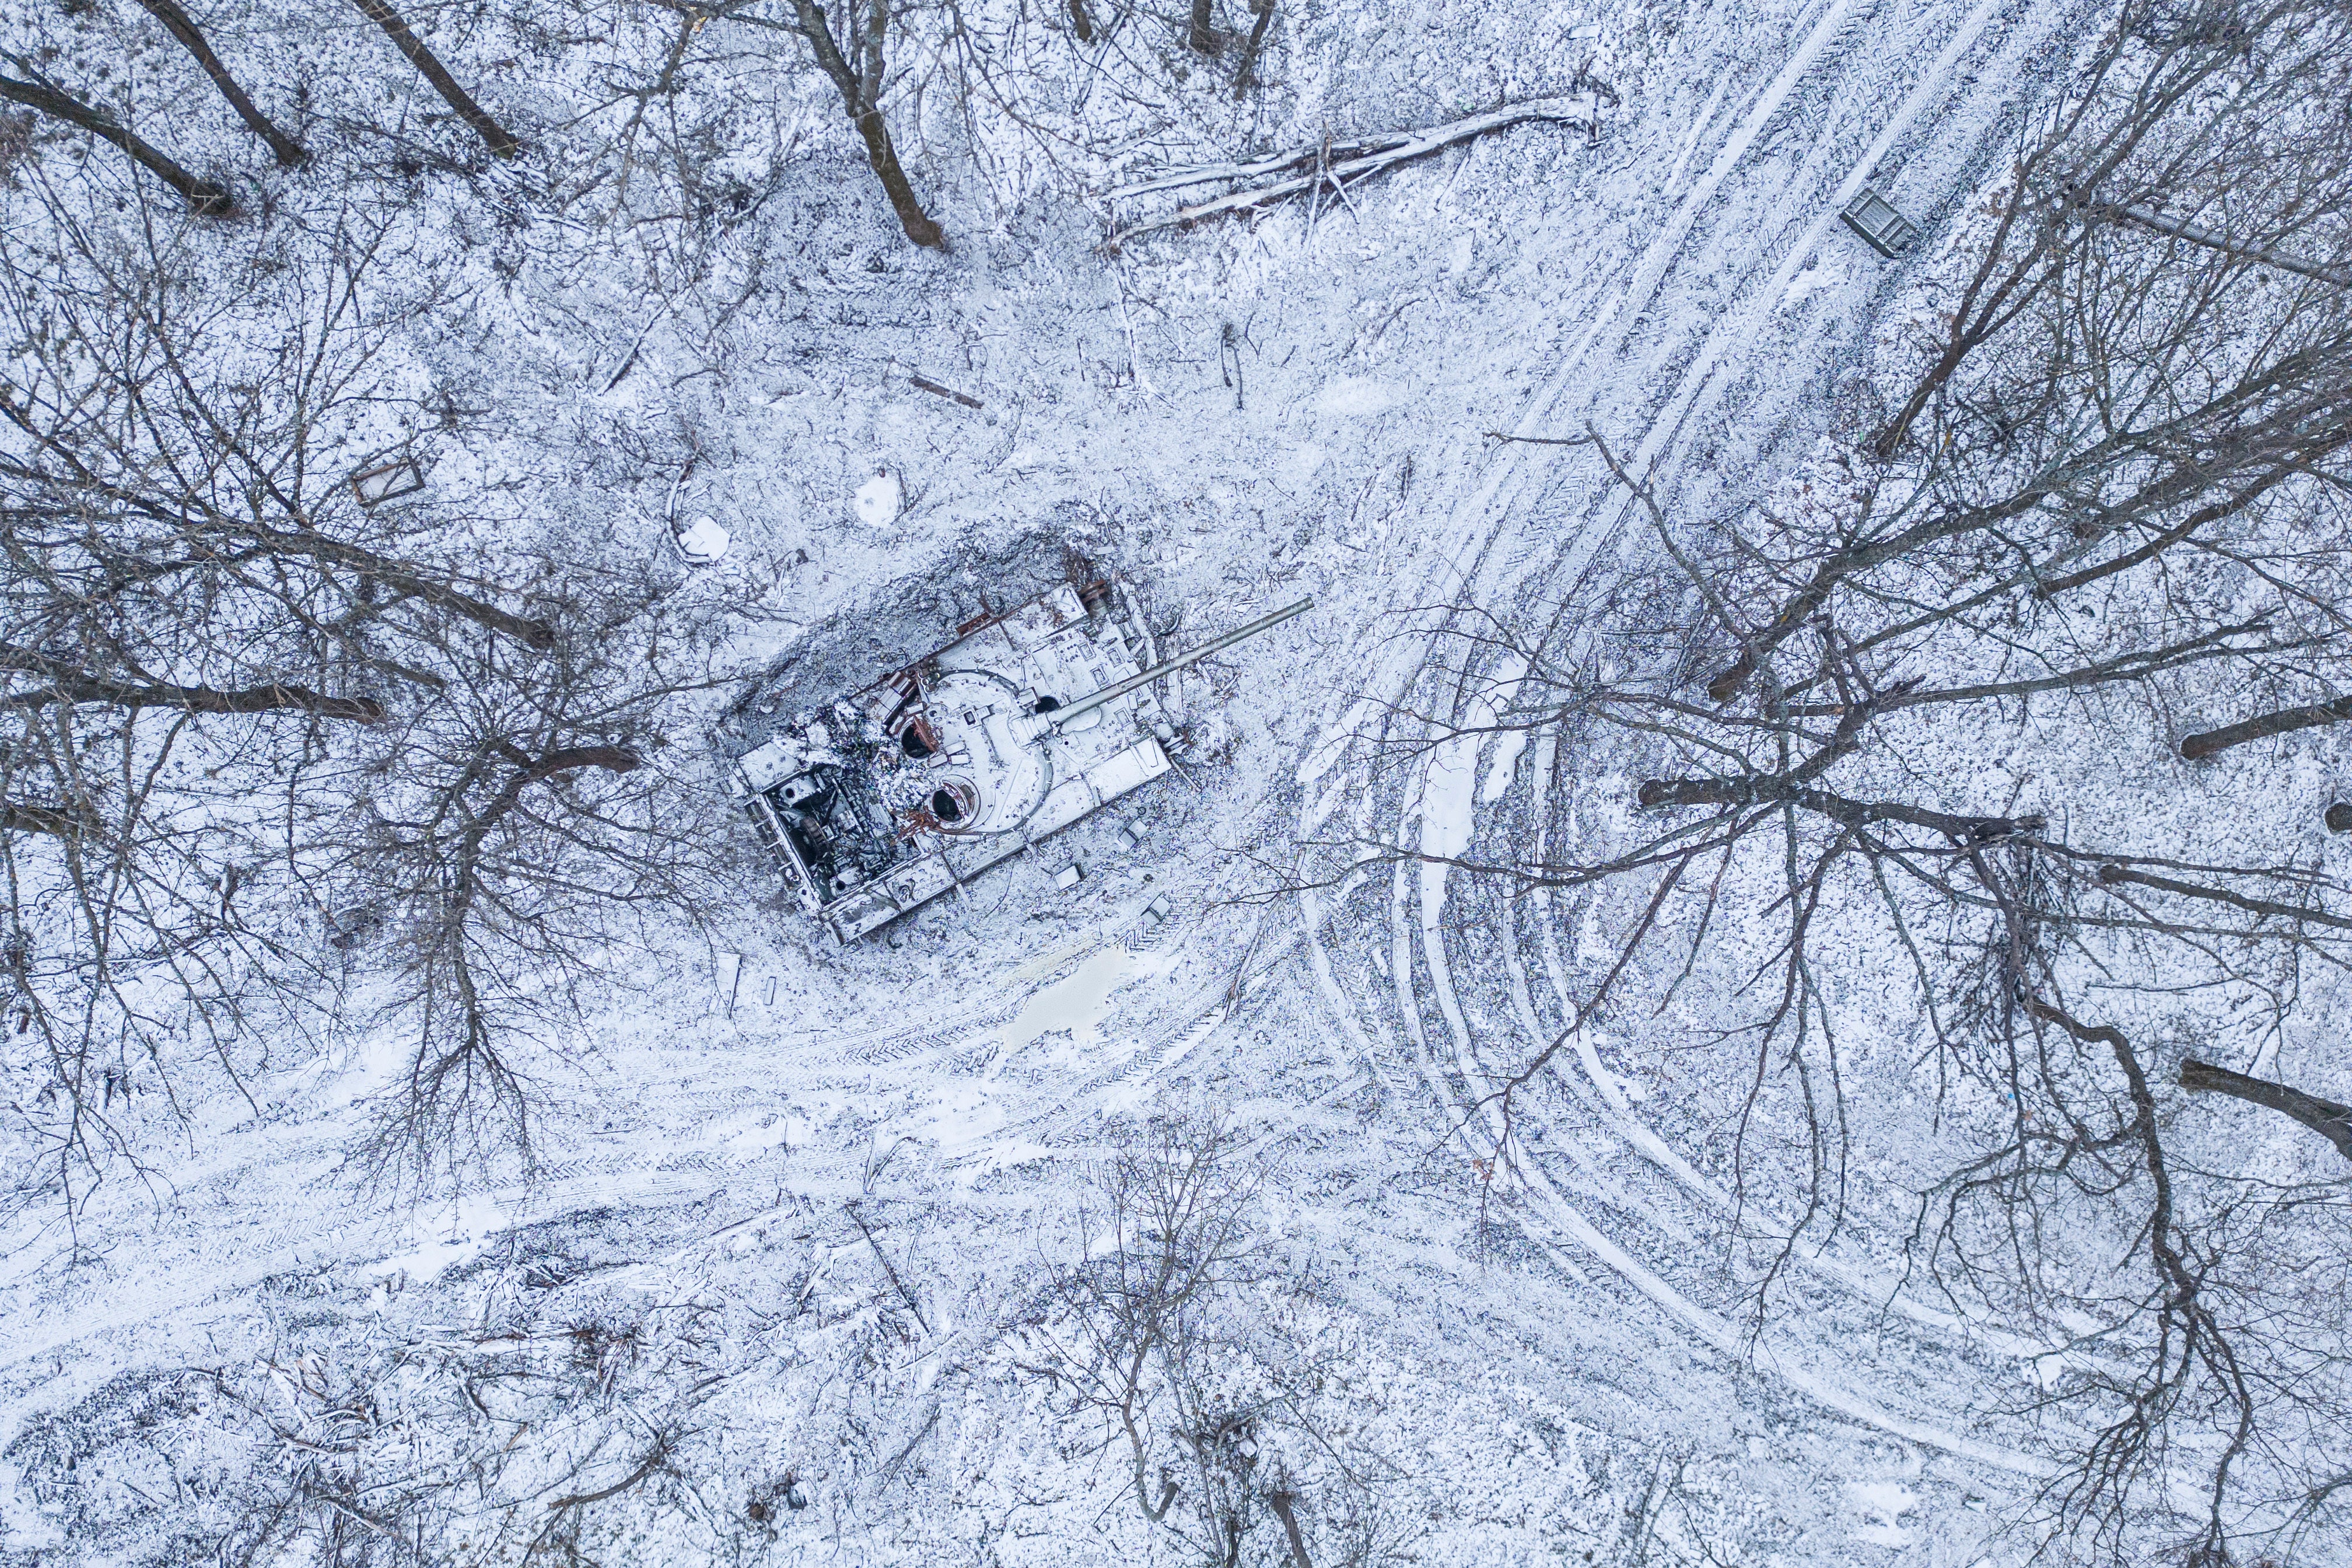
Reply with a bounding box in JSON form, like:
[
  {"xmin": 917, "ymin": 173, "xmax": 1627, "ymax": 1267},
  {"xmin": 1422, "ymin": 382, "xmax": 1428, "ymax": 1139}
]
[
  {"xmin": 981, "ymin": 945, "xmax": 1180, "ymax": 1073},
  {"xmin": 5, "ymin": 0, "xmax": 2331, "ymax": 1563},
  {"xmin": 364, "ymin": 1194, "xmax": 509, "ymax": 1287},
  {"xmin": 1311, "ymin": 375, "xmax": 1398, "ymax": 417},
  {"xmin": 853, "ymin": 468, "xmax": 904, "ymax": 528},
  {"xmin": 1850, "ymin": 1482, "xmax": 1921, "ymax": 1549}
]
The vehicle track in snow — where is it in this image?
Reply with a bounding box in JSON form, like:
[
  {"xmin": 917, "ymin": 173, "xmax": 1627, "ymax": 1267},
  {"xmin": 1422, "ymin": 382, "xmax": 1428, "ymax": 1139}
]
[
  {"xmin": 1281, "ymin": 0, "xmax": 2094, "ymax": 1496},
  {"xmin": 0, "ymin": 909, "xmax": 1270, "ymax": 1419},
  {"xmin": 1335, "ymin": 0, "xmax": 2063, "ymax": 740},
  {"xmin": 0, "ymin": 2, "xmax": 2097, "ymax": 1511}
]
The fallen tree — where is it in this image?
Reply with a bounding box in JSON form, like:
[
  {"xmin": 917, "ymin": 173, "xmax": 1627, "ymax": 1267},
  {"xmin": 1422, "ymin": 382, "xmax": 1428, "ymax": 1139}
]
[{"xmin": 1107, "ymin": 99, "xmax": 1599, "ymax": 243}]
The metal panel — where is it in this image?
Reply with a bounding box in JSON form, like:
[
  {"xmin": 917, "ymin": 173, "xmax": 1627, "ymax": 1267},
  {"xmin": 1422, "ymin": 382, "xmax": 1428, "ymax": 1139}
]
[{"xmin": 1840, "ymin": 189, "xmax": 1921, "ymax": 259}]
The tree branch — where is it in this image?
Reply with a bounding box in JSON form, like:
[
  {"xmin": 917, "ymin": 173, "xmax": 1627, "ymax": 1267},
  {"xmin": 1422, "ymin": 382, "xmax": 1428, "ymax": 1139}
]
[{"xmin": 2179, "ymin": 1059, "xmax": 2352, "ymax": 1163}]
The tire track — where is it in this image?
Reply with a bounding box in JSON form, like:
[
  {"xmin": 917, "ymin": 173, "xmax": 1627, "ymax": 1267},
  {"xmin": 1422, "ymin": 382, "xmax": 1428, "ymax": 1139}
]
[
  {"xmin": 1361, "ymin": 839, "xmax": 2054, "ymax": 1476},
  {"xmin": 1278, "ymin": 0, "xmax": 2091, "ymax": 1474}
]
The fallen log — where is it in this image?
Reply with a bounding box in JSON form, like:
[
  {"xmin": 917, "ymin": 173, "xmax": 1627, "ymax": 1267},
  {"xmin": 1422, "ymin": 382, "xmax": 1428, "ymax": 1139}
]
[{"xmin": 1108, "ymin": 98, "xmax": 1596, "ymax": 243}]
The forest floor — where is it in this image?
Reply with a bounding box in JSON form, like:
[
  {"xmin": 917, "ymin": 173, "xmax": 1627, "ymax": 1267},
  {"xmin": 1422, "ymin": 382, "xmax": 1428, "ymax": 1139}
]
[{"xmin": 0, "ymin": 0, "xmax": 2144, "ymax": 1563}]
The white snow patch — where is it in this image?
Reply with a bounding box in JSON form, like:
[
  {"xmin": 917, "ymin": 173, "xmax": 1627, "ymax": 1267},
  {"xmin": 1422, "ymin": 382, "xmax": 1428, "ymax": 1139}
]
[
  {"xmin": 1781, "ymin": 260, "xmax": 1842, "ymax": 307},
  {"xmin": 1419, "ymin": 736, "xmax": 1481, "ymax": 863},
  {"xmin": 1300, "ymin": 771, "xmax": 1352, "ymax": 838},
  {"xmin": 366, "ymin": 1193, "xmax": 507, "ymax": 1285},
  {"xmin": 911, "ymin": 1080, "xmax": 1008, "ymax": 1154},
  {"xmin": 676, "ymin": 514, "xmax": 730, "ymax": 562},
  {"xmin": 1312, "ymin": 376, "xmax": 1396, "ymax": 416},
  {"xmin": 1580, "ymin": 1031, "xmax": 1650, "ymax": 1103},
  {"xmin": 1421, "ymin": 655, "xmax": 1530, "ymax": 866},
  {"xmin": 1478, "ymin": 727, "xmax": 1527, "ymax": 804},
  {"xmin": 853, "ymin": 469, "xmax": 902, "ymax": 527},
  {"xmin": 723, "ymin": 1108, "xmax": 807, "ymax": 1156},
  {"xmin": 1098, "ymin": 1016, "xmax": 1222, "ymax": 1114}
]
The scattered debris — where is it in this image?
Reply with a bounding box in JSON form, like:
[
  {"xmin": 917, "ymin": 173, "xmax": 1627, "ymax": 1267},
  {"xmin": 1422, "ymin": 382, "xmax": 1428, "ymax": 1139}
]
[
  {"xmin": 351, "ymin": 456, "xmax": 426, "ymax": 506},
  {"xmin": 1839, "ymin": 188, "xmax": 1922, "ymax": 258},
  {"xmin": 676, "ymin": 514, "xmax": 730, "ymax": 565},
  {"xmin": 1110, "ymin": 99, "xmax": 1601, "ymax": 243},
  {"xmin": 909, "ymin": 373, "xmax": 983, "ymax": 409}
]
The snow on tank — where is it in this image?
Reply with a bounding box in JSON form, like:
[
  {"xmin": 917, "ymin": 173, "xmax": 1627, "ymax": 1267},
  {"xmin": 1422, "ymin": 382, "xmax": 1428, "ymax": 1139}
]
[{"xmin": 735, "ymin": 580, "xmax": 1309, "ymax": 942}]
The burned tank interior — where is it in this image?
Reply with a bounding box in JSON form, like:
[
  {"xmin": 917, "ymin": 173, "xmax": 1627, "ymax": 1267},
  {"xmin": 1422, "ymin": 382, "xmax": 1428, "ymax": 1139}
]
[{"xmin": 747, "ymin": 761, "xmax": 900, "ymax": 904}]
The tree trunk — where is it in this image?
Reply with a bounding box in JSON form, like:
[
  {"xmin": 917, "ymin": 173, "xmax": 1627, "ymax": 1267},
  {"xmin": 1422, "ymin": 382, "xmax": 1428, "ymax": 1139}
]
[
  {"xmin": 346, "ymin": 0, "xmax": 522, "ymax": 159},
  {"xmin": 2179, "ymin": 1058, "xmax": 2352, "ymax": 1164},
  {"xmin": 0, "ymin": 802, "xmax": 94, "ymax": 839},
  {"xmin": 2095, "ymin": 862, "xmax": 2352, "ymax": 932},
  {"xmin": 852, "ymin": 107, "xmax": 944, "ymax": 249},
  {"xmin": 1067, "ymin": 0, "xmax": 1094, "ymax": 43},
  {"xmin": 466, "ymin": 746, "xmax": 642, "ymax": 839},
  {"xmin": 0, "ymin": 646, "xmax": 385, "ymax": 723},
  {"xmin": 249, "ymin": 527, "xmax": 558, "ymax": 650},
  {"xmin": 2085, "ymin": 197, "xmax": 2352, "ymax": 289},
  {"xmin": 1188, "ymin": 0, "xmax": 1217, "ymax": 53},
  {"xmin": 789, "ymin": 0, "xmax": 944, "ymax": 249},
  {"xmin": 1267, "ymin": 1492, "xmax": 1313, "ymax": 1568},
  {"xmin": 2179, "ymin": 695, "xmax": 2352, "ymax": 760},
  {"xmin": 1637, "ymin": 776, "xmax": 2046, "ymax": 843},
  {"xmin": 1233, "ymin": 0, "xmax": 1275, "ymax": 96},
  {"xmin": 132, "ymin": 0, "xmax": 308, "ymax": 166},
  {"xmin": 0, "ymin": 69, "xmax": 233, "ymax": 213}
]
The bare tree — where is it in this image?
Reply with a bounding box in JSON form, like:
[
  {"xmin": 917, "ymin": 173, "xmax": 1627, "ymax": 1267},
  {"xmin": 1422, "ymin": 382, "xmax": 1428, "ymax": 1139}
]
[
  {"xmin": 1233, "ymin": 0, "xmax": 1276, "ymax": 97},
  {"xmin": 2178, "ymin": 1058, "xmax": 2352, "ymax": 1163},
  {"xmin": 1278, "ymin": 4, "xmax": 2352, "ymax": 1560},
  {"xmin": 348, "ymin": 0, "xmax": 523, "ymax": 159},
  {"xmin": 1024, "ymin": 1116, "xmax": 1392, "ymax": 1566},
  {"xmin": 0, "ymin": 55, "xmax": 231, "ymax": 212},
  {"xmin": 335, "ymin": 576, "xmax": 734, "ymax": 1181},
  {"xmin": 785, "ymin": 0, "xmax": 945, "ymax": 248},
  {"xmin": 0, "ymin": 160, "xmax": 743, "ymax": 1201},
  {"xmin": 0, "ymin": 1280, "xmax": 723, "ymax": 1565},
  {"xmin": 1040, "ymin": 1117, "xmax": 1264, "ymax": 1532},
  {"xmin": 2180, "ymin": 693, "xmax": 2352, "ymax": 760},
  {"xmin": 1187, "ymin": 0, "xmax": 1217, "ymax": 55},
  {"xmin": 130, "ymin": 0, "xmax": 308, "ymax": 166}
]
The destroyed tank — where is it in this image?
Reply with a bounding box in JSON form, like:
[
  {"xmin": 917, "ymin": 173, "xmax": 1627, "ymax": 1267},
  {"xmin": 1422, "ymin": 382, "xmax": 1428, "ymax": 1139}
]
[{"xmin": 735, "ymin": 580, "xmax": 1309, "ymax": 941}]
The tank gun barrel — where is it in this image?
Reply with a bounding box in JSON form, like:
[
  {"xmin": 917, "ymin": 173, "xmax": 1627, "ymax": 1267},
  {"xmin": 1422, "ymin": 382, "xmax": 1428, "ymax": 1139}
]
[{"xmin": 1044, "ymin": 598, "xmax": 1312, "ymax": 730}]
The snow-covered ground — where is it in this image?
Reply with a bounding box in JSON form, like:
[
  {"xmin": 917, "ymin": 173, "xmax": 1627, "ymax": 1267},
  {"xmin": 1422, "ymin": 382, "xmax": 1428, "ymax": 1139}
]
[{"xmin": 18, "ymin": 0, "xmax": 2345, "ymax": 1563}]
